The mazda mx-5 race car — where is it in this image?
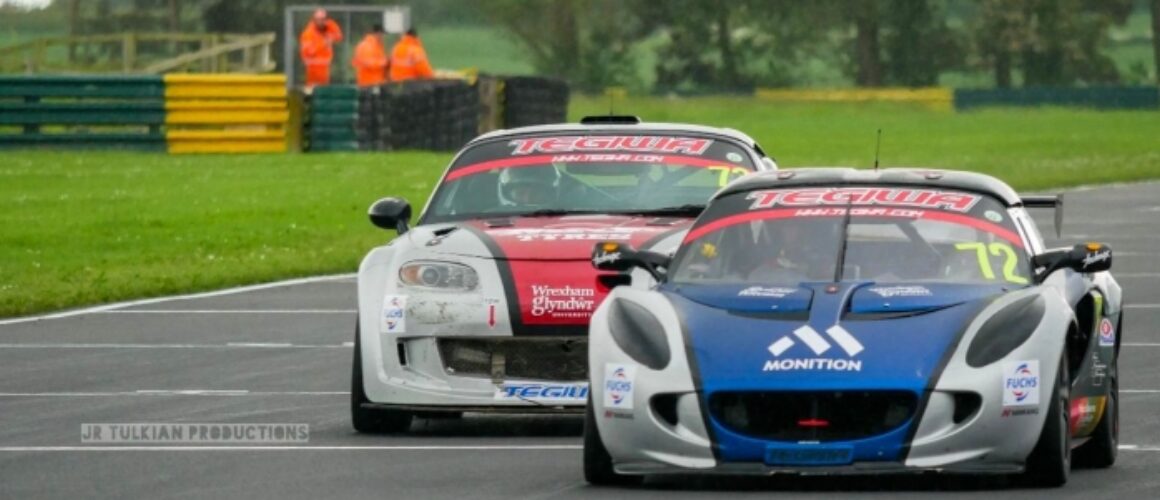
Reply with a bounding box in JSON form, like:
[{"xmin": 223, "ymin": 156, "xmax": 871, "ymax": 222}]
[
  {"xmin": 352, "ymin": 116, "xmax": 777, "ymax": 433},
  {"xmin": 585, "ymin": 168, "xmax": 1122, "ymax": 487}
]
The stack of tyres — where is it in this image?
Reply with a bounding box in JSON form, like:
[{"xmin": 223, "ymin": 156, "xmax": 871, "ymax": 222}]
[
  {"xmin": 430, "ymin": 80, "xmax": 479, "ymax": 151},
  {"xmin": 385, "ymin": 81, "xmax": 437, "ymax": 151},
  {"xmin": 357, "ymin": 87, "xmax": 388, "ymax": 151},
  {"xmin": 308, "ymin": 85, "xmax": 358, "ymax": 152},
  {"xmin": 383, "ymin": 82, "xmax": 413, "ymax": 150},
  {"xmin": 502, "ymin": 76, "xmax": 569, "ymax": 128}
]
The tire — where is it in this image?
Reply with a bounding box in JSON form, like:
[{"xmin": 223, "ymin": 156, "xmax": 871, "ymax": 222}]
[
  {"xmin": 583, "ymin": 396, "xmax": 641, "ymax": 486},
  {"xmin": 351, "ymin": 322, "xmax": 412, "ymax": 434},
  {"xmin": 1022, "ymin": 354, "xmax": 1070, "ymax": 487},
  {"xmin": 1074, "ymin": 363, "xmax": 1118, "ymax": 468}
]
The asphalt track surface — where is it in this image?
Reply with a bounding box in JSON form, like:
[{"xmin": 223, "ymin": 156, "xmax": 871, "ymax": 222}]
[{"xmin": 2, "ymin": 182, "xmax": 1159, "ymax": 499}]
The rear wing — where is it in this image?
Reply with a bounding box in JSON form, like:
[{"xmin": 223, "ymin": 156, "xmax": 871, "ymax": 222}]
[{"xmin": 1020, "ymin": 195, "xmax": 1063, "ymax": 238}]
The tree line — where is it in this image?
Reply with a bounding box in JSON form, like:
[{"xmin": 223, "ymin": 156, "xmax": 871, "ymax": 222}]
[
  {"xmin": 35, "ymin": 0, "xmax": 1160, "ymax": 92},
  {"xmin": 482, "ymin": 0, "xmax": 1156, "ymax": 92}
]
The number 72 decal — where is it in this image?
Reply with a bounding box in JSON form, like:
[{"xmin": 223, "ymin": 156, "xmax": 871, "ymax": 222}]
[
  {"xmin": 707, "ymin": 166, "xmax": 750, "ymax": 187},
  {"xmin": 954, "ymin": 242, "xmax": 1029, "ymax": 284}
]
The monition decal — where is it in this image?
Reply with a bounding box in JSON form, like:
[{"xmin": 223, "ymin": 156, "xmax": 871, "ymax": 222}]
[{"xmin": 763, "ymin": 324, "xmax": 865, "ymax": 373}]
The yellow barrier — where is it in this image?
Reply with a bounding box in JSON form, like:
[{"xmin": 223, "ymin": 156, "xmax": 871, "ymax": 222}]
[
  {"xmin": 167, "ymin": 129, "xmax": 286, "ymax": 154},
  {"xmin": 163, "ymin": 74, "xmax": 288, "ymax": 154},
  {"xmin": 164, "ymin": 74, "xmax": 287, "ymax": 99},
  {"xmin": 755, "ymin": 87, "xmax": 953, "ymax": 111}
]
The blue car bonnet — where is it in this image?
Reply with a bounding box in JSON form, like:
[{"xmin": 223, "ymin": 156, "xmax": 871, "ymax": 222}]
[{"xmin": 662, "ymin": 281, "xmax": 1006, "ymax": 464}]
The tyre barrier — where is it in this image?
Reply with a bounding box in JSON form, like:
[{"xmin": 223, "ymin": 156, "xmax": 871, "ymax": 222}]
[{"xmin": 303, "ymin": 76, "xmax": 567, "ymax": 153}]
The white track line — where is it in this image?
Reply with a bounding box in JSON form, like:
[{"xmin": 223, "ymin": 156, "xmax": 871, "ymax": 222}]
[
  {"xmin": 1124, "ymin": 343, "xmax": 1160, "ymax": 347},
  {"xmin": 0, "ymin": 273, "xmax": 355, "ymax": 326},
  {"xmin": 1116, "ymin": 273, "xmax": 1160, "ymax": 278},
  {"xmin": 99, "ymin": 309, "xmax": 356, "ymax": 314},
  {"xmin": 0, "ymin": 445, "xmax": 581, "ymax": 452},
  {"xmin": 1118, "ymin": 445, "xmax": 1160, "ymax": 454},
  {"xmin": 0, "ymin": 343, "xmax": 347, "ymax": 349},
  {"xmin": 0, "ymin": 391, "xmax": 348, "ymax": 397},
  {"xmin": 1125, "ymin": 304, "xmax": 1160, "ymax": 310}
]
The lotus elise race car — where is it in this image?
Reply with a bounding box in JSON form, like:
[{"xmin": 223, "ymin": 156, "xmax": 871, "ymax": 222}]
[
  {"xmin": 585, "ymin": 168, "xmax": 1122, "ymax": 487},
  {"xmin": 352, "ymin": 116, "xmax": 777, "ymax": 433}
]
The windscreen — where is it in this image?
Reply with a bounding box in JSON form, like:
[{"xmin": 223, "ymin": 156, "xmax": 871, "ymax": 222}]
[
  {"xmin": 422, "ymin": 133, "xmax": 757, "ymax": 223},
  {"xmin": 670, "ymin": 186, "xmax": 1032, "ymax": 286}
]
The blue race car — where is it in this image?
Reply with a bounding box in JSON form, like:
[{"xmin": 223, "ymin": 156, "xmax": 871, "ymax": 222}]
[{"xmin": 584, "ymin": 168, "xmax": 1121, "ymax": 488}]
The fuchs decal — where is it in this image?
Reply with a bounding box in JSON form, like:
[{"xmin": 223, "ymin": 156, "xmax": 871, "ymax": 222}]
[
  {"xmin": 381, "ymin": 295, "xmax": 406, "ymax": 333},
  {"xmin": 603, "ymin": 364, "xmax": 636, "ymax": 410},
  {"xmin": 1002, "ymin": 360, "xmax": 1040, "ymax": 407},
  {"xmin": 746, "ymin": 188, "xmax": 982, "ymax": 213},
  {"xmin": 509, "ymin": 136, "xmax": 713, "ymax": 156}
]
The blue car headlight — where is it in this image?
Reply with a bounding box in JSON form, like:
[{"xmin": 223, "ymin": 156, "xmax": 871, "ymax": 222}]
[
  {"xmin": 965, "ymin": 295, "xmax": 1045, "ymax": 368},
  {"xmin": 398, "ymin": 261, "xmax": 478, "ymax": 292},
  {"xmin": 608, "ymin": 298, "xmax": 671, "ymax": 370}
]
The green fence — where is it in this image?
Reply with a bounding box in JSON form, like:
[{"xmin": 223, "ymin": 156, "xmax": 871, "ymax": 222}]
[
  {"xmin": 0, "ymin": 75, "xmax": 166, "ymax": 150},
  {"xmin": 954, "ymin": 87, "xmax": 1160, "ymax": 111}
]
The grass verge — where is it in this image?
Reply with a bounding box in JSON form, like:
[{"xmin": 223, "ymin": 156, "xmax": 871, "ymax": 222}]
[{"xmin": 2, "ymin": 98, "xmax": 1159, "ymax": 317}]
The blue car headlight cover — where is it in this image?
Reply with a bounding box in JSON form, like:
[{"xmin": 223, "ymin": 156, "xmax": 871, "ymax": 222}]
[
  {"xmin": 965, "ymin": 294, "xmax": 1045, "ymax": 368},
  {"xmin": 608, "ymin": 298, "xmax": 671, "ymax": 370}
]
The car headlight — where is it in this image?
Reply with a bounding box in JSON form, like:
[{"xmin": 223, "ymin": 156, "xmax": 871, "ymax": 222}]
[
  {"xmin": 965, "ymin": 295, "xmax": 1045, "ymax": 368},
  {"xmin": 398, "ymin": 261, "xmax": 479, "ymax": 292},
  {"xmin": 608, "ymin": 298, "xmax": 671, "ymax": 370}
]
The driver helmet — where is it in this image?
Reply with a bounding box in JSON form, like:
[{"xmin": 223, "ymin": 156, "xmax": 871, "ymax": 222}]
[
  {"xmin": 497, "ymin": 166, "xmax": 560, "ymax": 207},
  {"xmin": 769, "ymin": 218, "xmax": 841, "ymax": 276}
]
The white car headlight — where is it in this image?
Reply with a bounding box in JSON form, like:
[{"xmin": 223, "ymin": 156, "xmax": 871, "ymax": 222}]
[{"xmin": 398, "ymin": 261, "xmax": 479, "ymax": 292}]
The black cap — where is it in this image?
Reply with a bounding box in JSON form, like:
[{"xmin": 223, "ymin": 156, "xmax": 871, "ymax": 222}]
[
  {"xmin": 406, "ymin": 27, "xmax": 417, "ymax": 36},
  {"xmin": 370, "ymin": 24, "xmax": 383, "ymax": 33}
]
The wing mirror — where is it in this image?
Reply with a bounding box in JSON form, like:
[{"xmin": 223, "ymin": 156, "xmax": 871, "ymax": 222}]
[
  {"xmin": 591, "ymin": 241, "xmax": 671, "ymax": 282},
  {"xmin": 368, "ymin": 197, "xmax": 412, "ymax": 234},
  {"xmin": 1032, "ymin": 242, "xmax": 1112, "ymax": 281}
]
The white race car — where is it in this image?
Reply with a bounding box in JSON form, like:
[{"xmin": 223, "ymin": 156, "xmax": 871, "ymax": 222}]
[{"xmin": 352, "ymin": 116, "xmax": 777, "ymax": 433}]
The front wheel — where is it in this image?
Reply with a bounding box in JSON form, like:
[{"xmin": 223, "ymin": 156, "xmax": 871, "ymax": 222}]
[
  {"xmin": 1074, "ymin": 364, "xmax": 1118, "ymax": 468},
  {"xmin": 1021, "ymin": 354, "xmax": 1070, "ymax": 487},
  {"xmin": 583, "ymin": 396, "xmax": 641, "ymax": 486},
  {"xmin": 351, "ymin": 321, "xmax": 412, "ymax": 434}
]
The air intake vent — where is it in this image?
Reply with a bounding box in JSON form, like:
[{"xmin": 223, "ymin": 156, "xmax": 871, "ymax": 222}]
[
  {"xmin": 709, "ymin": 390, "xmax": 917, "ymax": 442},
  {"xmin": 579, "ymin": 115, "xmax": 641, "ymax": 125}
]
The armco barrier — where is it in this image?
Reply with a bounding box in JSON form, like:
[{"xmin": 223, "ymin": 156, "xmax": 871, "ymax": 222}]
[
  {"xmin": 953, "ymin": 87, "xmax": 1160, "ymax": 111},
  {"xmin": 0, "ymin": 75, "xmax": 166, "ymax": 150},
  {"xmin": 0, "ymin": 75, "xmax": 289, "ymax": 153},
  {"xmin": 163, "ymin": 74, "xmax": 288, "ymax": 153},
  {"xmin": 755, "ymin": 87, "xmax": 954, "ymax": 111}
]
